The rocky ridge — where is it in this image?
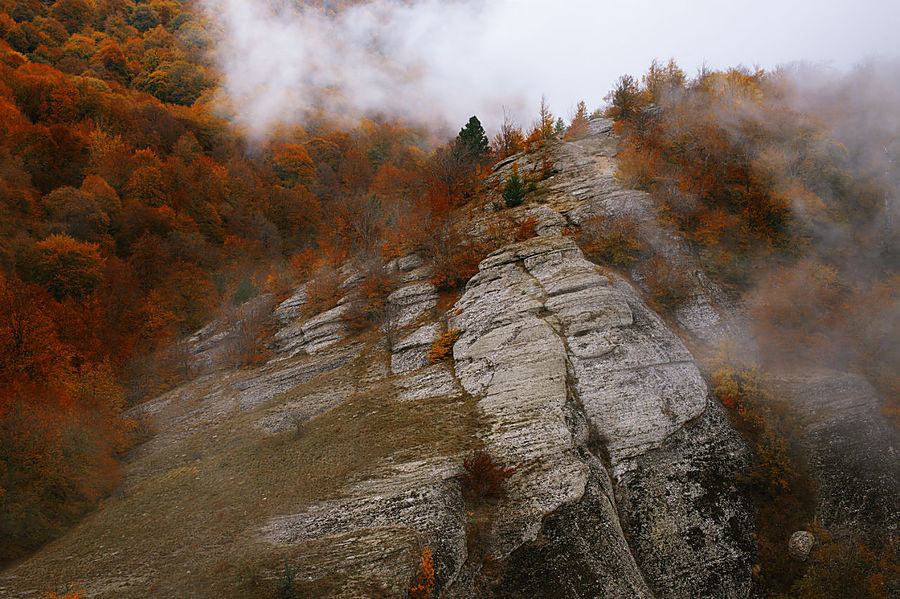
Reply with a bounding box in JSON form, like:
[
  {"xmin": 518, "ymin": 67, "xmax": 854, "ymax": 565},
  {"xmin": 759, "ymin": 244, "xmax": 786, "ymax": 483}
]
[{"xmin": 2, "ymin": 118, "xmax": 897, "ymax": 599}]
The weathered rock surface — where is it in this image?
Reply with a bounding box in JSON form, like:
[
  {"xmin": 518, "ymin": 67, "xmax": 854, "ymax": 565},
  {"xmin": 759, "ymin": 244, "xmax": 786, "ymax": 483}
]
[
  {"xmin": 395, "ymin": 364, "xmax": 463, "ymax": 402},
  {"xmin": 788, "ymin": 531, "xmax": 816, "ymax": 562},
  {"xmin": 274, "ymin": 284, "xmax": 308, "ymax": 326},
  {"xmin": 615, "ymin": 403, "xmax": 755, "ymax": 599},
  {"xmin": 272, "ymin": 303, "xmax": 348, "ymax": 358},
  {"xmin": 490, "ymin": 118, "xmax": 744, "ymax": 347},
  {"xmin": 391, "ymin": 322, "xmax": 441, "ymax": 375},
  {"xmin": 495, "ymin": 456, "xmax": 654, "ymax": 599},
  {"xmin": 397, "ymin": 253, "xmax": 425, "ymax": 272},
  {"xmin": 768, "ymin": 370, "xmax": 900, "ymax": 535},
  {"xmin": 448, "ymin": 235, "xmax": 754, "ymax": 598},
  {"xmin": 385, "ymin": 281, "xmax": 438, "ymax": 330},
  {"xmin": 265, "ymin": 457, "xmax": 469, "ymax": 593},
  {"xmin": 524, "ymin": 205, "xmax": 568, "ymax": 236}
]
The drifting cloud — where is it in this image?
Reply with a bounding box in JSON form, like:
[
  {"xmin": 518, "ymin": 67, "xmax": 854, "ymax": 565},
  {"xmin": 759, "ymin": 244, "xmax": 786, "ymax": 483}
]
[{"xmin": 200, "ymin": 0, "xmax": 900, "ymax": 137}]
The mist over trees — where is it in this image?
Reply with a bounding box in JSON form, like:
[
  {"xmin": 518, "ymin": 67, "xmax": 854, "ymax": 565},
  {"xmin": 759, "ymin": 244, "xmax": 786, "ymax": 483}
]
[
  {"xmin": 607, "ymin": 59, "xmax": 899, "ymax": 422},
  {"xmin": 0, "ymin": 0, "xmax": 897, "ymax": 595}
]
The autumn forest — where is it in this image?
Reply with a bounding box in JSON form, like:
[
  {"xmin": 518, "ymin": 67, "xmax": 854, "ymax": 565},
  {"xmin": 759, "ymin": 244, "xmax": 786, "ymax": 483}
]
[{"xmin": 0, "ymin": 0, "xmax": 898, "ymax": 597}]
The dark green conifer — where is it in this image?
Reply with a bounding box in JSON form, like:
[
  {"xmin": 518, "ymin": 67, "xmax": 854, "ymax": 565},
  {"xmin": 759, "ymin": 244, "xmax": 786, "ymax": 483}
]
[{"xmin": 456, "ymin": 116, "xmax": 490, "ymax": 164}]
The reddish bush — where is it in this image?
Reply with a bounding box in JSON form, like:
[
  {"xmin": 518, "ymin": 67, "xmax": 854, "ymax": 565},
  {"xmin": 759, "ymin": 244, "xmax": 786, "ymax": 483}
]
[
  {"xmin": 789, "ymin": 531, "xmax": 900, "ymax": 599},
  {"xmin": 642, "ymin": 256, "xmax": 692, "ymax": 313},
  {"xmin": 429, "ymin": 328, "xmax": 460, "ymax": 363},
  {"xmin": 341, "ymin": 262, "xmax": 397, "ymax": 334},
  {"xmin": 303, "ymin": 266, "xmax": 342, "ymax": 318},
  {"xmin": 44, "ymin": 584, "xmax": 85, "ymax": 599},
  {"xmin": 425, "ymin": 223, "xmax": 484, "ymax": 292},
  {"xmin": 575, "ymin": 212, "xmax": 645, "ymax": 267},
  {"xmin": 461, "ymin": 450, "xmax": 518, "ymax": 503}
]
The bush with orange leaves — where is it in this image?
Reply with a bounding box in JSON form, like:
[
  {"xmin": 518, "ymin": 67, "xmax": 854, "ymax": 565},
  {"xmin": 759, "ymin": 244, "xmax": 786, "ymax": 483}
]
[
  {"xmin": 302, "ymin": 265, "xmax": 342, "ymax": 318},
  {"xmin": 341, "ymin": 261, "xmax": 397, "ymax": 334},
  {"xmin": 641, "ymin": 256, "xmax": 692, "ymax": 314},
  {"xmin": 788, "ymin": 530, "xmax": 900, "ymax": 599},
  {"xmin": 44, "ymin": 583, "xmax": 84, "ymax": 599},
  {"xmin": 429, "ymin": 328, "xmax": 460, "ymax": 364},
  {"xmin": 407, "ymin": 550, "xmax": 435, "ymax": 599},
  {"xmin": 44, "ymin": 584, "xmax": 84, "ymax": 599},
  {"xmin": 575, "ymin": 212, "xmax": 645, "ymax": 267},
  {"xmin": 425, "ymin": 222, "xmax": 484, "ymax": 292}
]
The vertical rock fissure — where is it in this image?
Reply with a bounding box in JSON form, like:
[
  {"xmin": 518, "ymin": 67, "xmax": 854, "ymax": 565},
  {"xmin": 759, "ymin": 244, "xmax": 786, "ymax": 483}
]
[
  {"xmin": 517, "ymin": 260, "xmax": 656, "ymax": 594},
  {"xmin": 448, "ymin": 237, "xmax": 658, "ymax": 597}
]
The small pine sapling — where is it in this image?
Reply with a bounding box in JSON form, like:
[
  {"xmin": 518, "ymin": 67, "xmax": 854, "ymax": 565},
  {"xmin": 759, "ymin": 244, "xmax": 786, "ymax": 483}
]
[{"xmin": 502, "ymin": 167, "xmax": 526, "ymax": 208}]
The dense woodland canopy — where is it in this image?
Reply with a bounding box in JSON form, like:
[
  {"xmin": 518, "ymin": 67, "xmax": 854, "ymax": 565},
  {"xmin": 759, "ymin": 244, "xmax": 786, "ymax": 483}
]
[
  {"xmin": 0, "ymin": 0, "xmax": 525, "ymax": 562},
  {"xmin": 0, "ymin": 0, "xmax": 897, "ymax": 596}
]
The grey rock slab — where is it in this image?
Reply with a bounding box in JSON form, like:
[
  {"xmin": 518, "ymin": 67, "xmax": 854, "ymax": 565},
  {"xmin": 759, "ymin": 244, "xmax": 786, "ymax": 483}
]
[
  {"xmin": 454, "ymin": 316, "xmax": 588, "ymax": 558},
  {"xmin": 299, "ymin": 304, "xmax": 348, "ymax": 355},
  {"xmin": 271, "ymin": 302, "xmax": 350, "ymax": 359},
  {"xmin": 386, "ymin": 281, "xmax": 438, "ymax": 330},
  {"xmin": 395, "ymin": 364, "xmax": 463, "ymax": 402},
  {"xmin": 524, "ymin": 206, "xmax": 568, "ymax": 236},
  {"xmin": 264, "ymin": 457, "xmax": 469, "ymax": 598},
  {"xmin": 397, "ymin": 253, "xmax": 425, "ymax": 272},
  {"xmin": 487, "ymin": 236, "xmax": 708, "ymax": 467},
  {"xmin": 254, "ymin": 385, "xmax": 353, "ymax": 433},
  {"xmin": 447, "ymin": 233, "xmax": 749, "ymax": 596},
  {"xmin": 491, "ymin": 457, "xmax": 654, "ymax": 599},
  {"xmin": 614, "ymin": 403, "xmax": 756, "ymax": 599},
  {"xmin": 274, "ymin": 284, "xmax": 308, "ymax": 326},
  {"xmin": 768, "ymin": 370, "xmax": 900, "ymax": 534},
  {"xmin": 391, "ymin": 322, "xmax": 441, "ymax": 375}
]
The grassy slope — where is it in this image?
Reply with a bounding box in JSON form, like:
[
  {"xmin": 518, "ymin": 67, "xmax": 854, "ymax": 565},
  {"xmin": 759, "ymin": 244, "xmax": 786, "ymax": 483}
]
[{"xmin": 2, "ymin": 341, "xmax": 480, "ymax": 597}]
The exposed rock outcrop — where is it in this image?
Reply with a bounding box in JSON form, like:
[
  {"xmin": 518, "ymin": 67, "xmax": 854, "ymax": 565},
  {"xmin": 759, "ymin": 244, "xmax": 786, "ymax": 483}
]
[
  {"xmin": 1, "ymin": 122, "xmax": 777, "ymax": 599},
  {"xmin": 391, "ymin": 322, "xmax": 441, "ymax": 375},
  {"xmin": 272, "ymin": 303, "xmax": 349, "ymax": 358},
  {"xmin": 445, "ymin": 235, "xmax": 753, "ymax": 598},
  {"xmin": 769, "ymin": 370, "xmax": 900, "ymax": 536},
  {"xmin": 385, "ymin": 281, "xmax": 438, "ymax": 330},
  {"xmin": 491, "ymin": 118, "xmax": 744, "ymax": 347},
  {"xmin": 788, "ymin": 531, "xmax": 816, "ymax": 562}
]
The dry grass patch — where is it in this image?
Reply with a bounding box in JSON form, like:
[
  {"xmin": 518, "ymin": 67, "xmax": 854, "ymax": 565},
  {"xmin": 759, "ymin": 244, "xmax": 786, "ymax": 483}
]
[{"xmin": 3, "ymin": 350, "xmax": 482, "ymax": 599}]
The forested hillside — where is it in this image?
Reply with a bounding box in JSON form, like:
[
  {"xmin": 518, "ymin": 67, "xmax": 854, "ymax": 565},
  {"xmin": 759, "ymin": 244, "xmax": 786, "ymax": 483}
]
[
  {"xmin": 0, "ymin": 0, "xmax": 897, "ymax": 597},
  {"xmin": 0, "ymin": 0, "xmax": 451, "ymax": 561},
  {"xmin": 605, "ymin": 60, "xmax": 899, "ymax": 424}
]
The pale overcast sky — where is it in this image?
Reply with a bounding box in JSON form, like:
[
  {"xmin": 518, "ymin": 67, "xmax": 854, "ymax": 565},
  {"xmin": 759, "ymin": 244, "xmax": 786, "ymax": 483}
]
[{"xmin": 206, "ymin": 0, "xmax": 900, "ymax": 134}]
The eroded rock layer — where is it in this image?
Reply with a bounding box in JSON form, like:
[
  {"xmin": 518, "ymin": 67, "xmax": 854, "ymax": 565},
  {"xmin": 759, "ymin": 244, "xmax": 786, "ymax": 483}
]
[{"xmin": 447, "ymin": 235, "xmax": 754, "ymax": 598}]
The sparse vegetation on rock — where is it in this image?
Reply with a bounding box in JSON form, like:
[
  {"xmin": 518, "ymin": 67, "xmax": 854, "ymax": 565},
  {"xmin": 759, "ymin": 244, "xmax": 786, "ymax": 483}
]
[
  {"xmin": 461, "ymin": 450, "xmax": 518, "ymax": 505},
  {"xmin": 406, "ymin": 549, "xmax": 435, "ymax": 599},
  {"xmin": 429, "ymin": 327, "xmax": 460, "ymax": 363}
]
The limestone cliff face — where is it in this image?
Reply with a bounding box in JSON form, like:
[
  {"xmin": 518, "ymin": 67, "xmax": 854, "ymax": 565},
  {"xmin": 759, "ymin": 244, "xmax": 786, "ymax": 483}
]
[
  {"xmin": 249, "ymin": 232, "xmax": 756, "ymax": 599},
  {"xmin": 446, "ymin": 235, "xmax": 754, "ymax": 598},
  {"xmin": 255, "ymin": 233, "xmax": 756, "ymax": 598},
  {"xmin": 3, "ymin": 119, "xmax": 897, "ymax": 599},
  {"xmin": 768, "ymin": 370, "xmax": 900, "ymax": 537}
]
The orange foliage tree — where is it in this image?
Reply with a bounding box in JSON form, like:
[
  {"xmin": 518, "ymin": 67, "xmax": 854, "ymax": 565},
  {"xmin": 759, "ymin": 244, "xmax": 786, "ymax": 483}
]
[
  {"xmin": 564, "ymin": 100, "xmax": 590, "ymax": 140},
  {"xmin": 31, "ymin": 233, "xmax": 105, "ymax": 300}
]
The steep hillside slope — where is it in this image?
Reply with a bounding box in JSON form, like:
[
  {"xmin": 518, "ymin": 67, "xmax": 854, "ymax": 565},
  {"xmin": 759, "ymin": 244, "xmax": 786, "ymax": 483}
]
[{"xmin": 2, "ymin": 119, "xmax": 896, "ymax": 599}]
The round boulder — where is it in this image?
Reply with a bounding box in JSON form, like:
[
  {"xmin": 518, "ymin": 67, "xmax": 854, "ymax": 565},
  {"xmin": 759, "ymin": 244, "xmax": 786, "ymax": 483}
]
[{"xmin": 788, "ymin": 530, "xmax": 816, "ymax": 562}]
